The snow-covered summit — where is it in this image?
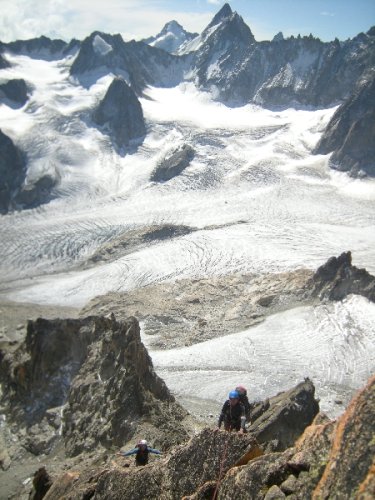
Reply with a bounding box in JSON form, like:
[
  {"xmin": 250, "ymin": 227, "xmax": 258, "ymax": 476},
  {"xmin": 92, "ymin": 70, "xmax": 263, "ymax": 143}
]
[
  {"xmin": 178, "ymin": 3, "xmax": 254, "ymax": 55},
  {"xmin": 143, "ymin": 20, "xmax": 198, "ymax": 54}
]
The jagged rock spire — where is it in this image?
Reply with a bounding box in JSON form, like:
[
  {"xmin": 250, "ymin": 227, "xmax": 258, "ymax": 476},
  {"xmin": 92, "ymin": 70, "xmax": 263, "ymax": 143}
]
[
  {"xmin": 93, "ymin": 77, "xmax": 146, "ymax": 149},
  {"xmin": 206, "ymin": 3, "xmax": 233, "ymax": 30}
]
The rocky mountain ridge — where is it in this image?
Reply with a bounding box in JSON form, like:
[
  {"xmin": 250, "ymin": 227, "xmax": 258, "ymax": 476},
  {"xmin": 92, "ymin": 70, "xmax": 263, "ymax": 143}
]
[
  {"xmin": 0, "ymin": 2, "xmax": 374, "ymax": 213},
  {"xmin": 1, "ymin": 5, "xmax": 373, "ymax": 111}
]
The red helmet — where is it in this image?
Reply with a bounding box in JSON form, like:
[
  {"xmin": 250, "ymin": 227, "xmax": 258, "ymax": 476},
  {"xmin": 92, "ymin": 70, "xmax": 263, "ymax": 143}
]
[{"xmin": 235, "ymin": 385, "xmax": 247, "ymax": 396}]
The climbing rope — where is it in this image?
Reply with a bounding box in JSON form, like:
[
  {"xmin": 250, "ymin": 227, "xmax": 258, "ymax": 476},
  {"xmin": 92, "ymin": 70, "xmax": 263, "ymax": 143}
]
[{"xmin": 212, "ymin": 428, "xmax": 232, "ymax": 500}]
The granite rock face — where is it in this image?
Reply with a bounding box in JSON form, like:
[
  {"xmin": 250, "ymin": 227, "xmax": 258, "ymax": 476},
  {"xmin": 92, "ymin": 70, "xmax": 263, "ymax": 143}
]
[
  {"xmin": 314, "ymin": 374, "xmax": 375, "ymax": 498},
  {"xmin": 247, "ymin": 379, "xmax": 319, "ymax": 452},
  {"xmin": 314, "ymin": 74, "xmax": 375, "ymax": 176},
  {"xmin": 0, "ymin": 315, "xmax": 188, "ymax": 457},
  {"xmin": 191, "ymin": 31, "xmax": 375, "ymax": 108},
  {"xmin": 93, "ymin": 77, "xmax": 146, "ymax": 149},
  {"xmin": 307, "ymin": 250, "xmax": 375, "ymax": 302},
  {"xmin": 0, "ymin": 129, "xmax": 25, "ymax": 214},
  {"xmin": 175, "ymin": 5, "xmax": 374, "ymax": 109},
  {"xmin": 0, "ymin": 78, "xmax": 28, "ymax": 107}
]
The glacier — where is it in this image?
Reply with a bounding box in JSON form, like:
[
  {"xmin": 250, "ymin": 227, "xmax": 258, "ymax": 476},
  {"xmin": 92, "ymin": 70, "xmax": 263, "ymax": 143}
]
[{"xmin": 0, "ymin": 52, "xmax": 374, "ymax": 419}]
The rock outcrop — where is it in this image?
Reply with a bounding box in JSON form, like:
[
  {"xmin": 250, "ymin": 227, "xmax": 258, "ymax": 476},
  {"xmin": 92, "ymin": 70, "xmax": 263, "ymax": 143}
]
[
  {"xmin": 0, "ymin": 129, "xmax": 57, "ymax": 214},
  {"xmin": 93, "ymin": 77, "xmax": 146, "ymax": 149},
  {"xmin": 247, "ymin": 379, "xmax": 319, "ymax": 452},
  {"xmin": 0, "ymin": 128, "xmax": 26, "ymax": 214},
  {"xmin": 85, "ymin": 223, "xmax": 195, "ymax": 266},
  {"xmin": 314, "ymin": 74, "xmax": 375, "ymax": 177},
  {"xmin": 0, "ymin": 315, "xmax": 188, "ymax": 458},
  {"xmin": 313, "ymin": 374, "xmax": 375, "ymax": 498},
  {"xmin": 13, "ymin": 174, "xmax": 57, "ymax": 210},
  {"xmin": 0, "ymin": 78, "xmax": 28, "ymax": 107},
  {"xmin": 151, "ymin": 144, "xmax": 195, "ymax": 182},
  {"xmin": 212, "ymin": 375, "xmax": 374, "ymax": 499},
  {"xmin": 0, "ymin": 52, "xmax": 10, "ymax": 69},
  {"xmin": 307, "ymin": 250, "xmax": 375, "ymax": 302}
]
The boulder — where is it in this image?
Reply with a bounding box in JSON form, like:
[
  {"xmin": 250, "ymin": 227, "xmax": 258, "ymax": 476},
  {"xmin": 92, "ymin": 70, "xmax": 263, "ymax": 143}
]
[
  {"xmin": 247, "ymin": 379, "xmax": 320, "ymax": 452},
  {"xmin": 151, "ymin": 144, "xmax": 195, "ymax": 182},
  {"xmin": 93, "ymin": 77, "xmax": 146, "ymax": 149}
]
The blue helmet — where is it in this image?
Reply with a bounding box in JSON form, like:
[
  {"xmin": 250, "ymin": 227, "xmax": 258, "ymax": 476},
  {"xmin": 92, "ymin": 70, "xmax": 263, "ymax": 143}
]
[{"xmin": 229, "ymin": 390, "xmax": 239, "ymax": 399}]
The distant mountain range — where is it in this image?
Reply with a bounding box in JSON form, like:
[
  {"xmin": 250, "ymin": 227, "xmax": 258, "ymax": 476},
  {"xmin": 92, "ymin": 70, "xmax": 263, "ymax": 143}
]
[{"xmin": 0, "ymin": 3, "xmax": 374, "ymax": 213}]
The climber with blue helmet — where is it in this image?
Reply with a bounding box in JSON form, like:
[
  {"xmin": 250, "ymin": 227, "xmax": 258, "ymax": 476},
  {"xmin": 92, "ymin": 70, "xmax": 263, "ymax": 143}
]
[{"xmin": 217, "ymin": 390, "xmax": 246, "ymax": 432}]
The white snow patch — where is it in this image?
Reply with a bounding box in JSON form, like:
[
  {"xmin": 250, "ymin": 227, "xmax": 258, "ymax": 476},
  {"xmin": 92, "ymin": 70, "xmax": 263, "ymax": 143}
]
[{"xmin": 93, "ymin": 35, "xmax": 113, "ymax": 56}]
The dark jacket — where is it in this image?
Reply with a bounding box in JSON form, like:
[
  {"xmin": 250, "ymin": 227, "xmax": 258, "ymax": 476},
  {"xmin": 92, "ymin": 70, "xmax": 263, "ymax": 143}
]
[
  {"xmin": 122, "ymin": 445, "xmax": 162, "ymax": 466},
  {"xmin": 218, "ymin": 400, "xmax": 246, "ymax": 431}
]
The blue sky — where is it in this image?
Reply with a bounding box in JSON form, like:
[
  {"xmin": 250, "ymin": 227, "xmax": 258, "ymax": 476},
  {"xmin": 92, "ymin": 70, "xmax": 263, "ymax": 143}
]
[{"xmin": 0, "ymin": 0, "xmax": 373, "ymax": 43}]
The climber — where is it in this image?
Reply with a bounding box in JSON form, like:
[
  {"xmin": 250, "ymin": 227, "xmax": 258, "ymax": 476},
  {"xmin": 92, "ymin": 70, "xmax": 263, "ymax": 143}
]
[
  {"xmin": 117, "ymin": 439, "xmax": 162, "ymax": 466},
  {"xmin": 217, "ymin": 390, "xmax": 246, "ymax": 432},
  {"xmin": 235, "ymin": 385, "xmax": 251, "ymax": 422}
]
